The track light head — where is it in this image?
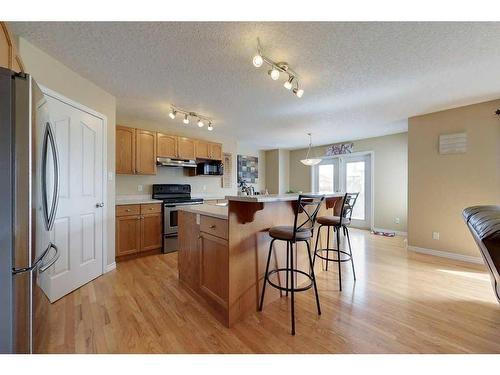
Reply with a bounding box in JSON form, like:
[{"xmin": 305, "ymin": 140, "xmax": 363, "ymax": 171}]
[
  {"xmin": 293, "ymin": 87, "xmax": 304, "ymax": 98},
  {"xmin": 169, "ymin": 109, "xmax": 176, "ymax": 119},
  {"xmin": 268, "ymin": 68, "xmax": 280, "ymax": 80},
  {"xmin": 207, "ymin": 122, "xmax": 213, "ymax": 131},
  {"xmin": 183, "ymin": 114, "xmax": 189, "ymax": 124},
  {"xmin": 197, "ymin": 119, "xmax": 204, "ymax": 127},
  {"xmin": 284, "ymin": 76, "xmax": 294, "ymax": 90},
  {"xmin": 252, "ymin": 54, "xmax": 263, "ymax": 68}
]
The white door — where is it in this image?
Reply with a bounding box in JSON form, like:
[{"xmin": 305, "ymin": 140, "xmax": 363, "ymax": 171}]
[{"xmin": 39, "ymin": 94, "xmax": 105, "ymax": 302}]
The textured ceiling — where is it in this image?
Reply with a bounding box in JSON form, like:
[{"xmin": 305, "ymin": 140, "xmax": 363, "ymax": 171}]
[{"xmin": 9, "ymin": 22, "xmax": 500, "ymax": 149}]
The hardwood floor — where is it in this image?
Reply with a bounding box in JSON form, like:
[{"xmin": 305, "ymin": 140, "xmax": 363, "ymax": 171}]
[{"xmin": 37, "ymin": 229, "xmax": 500, "ymax": 353}]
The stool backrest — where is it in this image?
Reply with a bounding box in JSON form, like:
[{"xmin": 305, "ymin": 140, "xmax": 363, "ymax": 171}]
[
  {"xmin": 340, "ymin": 192, "xmax": 359, "ymax": 225},
  {"xmin": 292, "ymin": 194, "xmax": 325, "ymax": 242}
]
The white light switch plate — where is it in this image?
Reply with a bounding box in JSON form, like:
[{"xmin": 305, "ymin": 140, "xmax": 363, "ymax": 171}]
[
  {"xmin": 432, "ymin": 232, "xmax": 440, "ymax": 240},
  {"xmin": 108, "ymin": 172, "xmax": 113, "ymax": 181}
]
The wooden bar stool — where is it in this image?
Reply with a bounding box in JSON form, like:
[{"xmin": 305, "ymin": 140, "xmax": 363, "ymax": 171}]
[
  {"xmin": 313, "ymin": 193, "xmax": 359, "ymax": 291},
  {"xmin": 258, "ymin": 194, "xmax": 325, "ymax": 335}
]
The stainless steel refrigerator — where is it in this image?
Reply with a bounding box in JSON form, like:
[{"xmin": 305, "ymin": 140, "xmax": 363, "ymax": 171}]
[{"xmin": 0, "ymin": 67, "xmax": 60, "ymax": 353}]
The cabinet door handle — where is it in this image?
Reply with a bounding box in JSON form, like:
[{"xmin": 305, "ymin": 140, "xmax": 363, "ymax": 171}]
[
  {"xmin": 210, "ymin": 225, "xmax": 216, "ymax": 229},
  {"xmin": 125, "ymin": 209, "xmax": 131, "ymax": 212}
]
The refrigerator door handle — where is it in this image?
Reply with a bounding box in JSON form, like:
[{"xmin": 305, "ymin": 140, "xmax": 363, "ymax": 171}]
[
  {"xmin": 41, "ymin": 122, "xmax": 60, "ymax": 231},
  {"xmin": 38, "ymin": 243, "xmax": 59, "ymax": 273},
  {"xmin": 12, "ymin": 242, "xmax": 52, "ymax": 275}
]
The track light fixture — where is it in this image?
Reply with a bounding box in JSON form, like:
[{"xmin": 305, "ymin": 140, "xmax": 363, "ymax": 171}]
[
  {"xmin": 168, "ymin": 105, "xmax": 214, "ymax": 131},
  {"xmin": 252, "ymin": 38, "xmax": 304, "ymax": 98}
]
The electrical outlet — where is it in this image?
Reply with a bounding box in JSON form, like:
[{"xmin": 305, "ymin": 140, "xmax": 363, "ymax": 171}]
[
  {"xmin": 137, "ymin": 185, "xmax": 143, "ymax": 192},
  {"xmin": 432, "ymin": 231, "xmax": 440, "ymax": 240},
  {"xmin": 108, "ymin": 172, "xmax": 113, "ymax": 181},
  {"xmin": 395, "ymin": 217, "xmax": 400, "ymax": 224}
]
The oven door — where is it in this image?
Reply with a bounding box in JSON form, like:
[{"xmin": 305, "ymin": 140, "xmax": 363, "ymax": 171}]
[{"xmin": 164, "ymin": 205, "xmax": 178, "ymax": 236}]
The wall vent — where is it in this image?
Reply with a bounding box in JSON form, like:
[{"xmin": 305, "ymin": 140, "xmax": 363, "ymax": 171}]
[{"xmin": 439, "ymin": 132, "xmax": 467, "ymax": 154}]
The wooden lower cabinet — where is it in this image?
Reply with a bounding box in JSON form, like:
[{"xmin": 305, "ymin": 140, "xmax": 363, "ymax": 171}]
[
  {"xmin": 116, "ymin": 215, "xmax": 141, "ymax": 256},
  {"xmin": 116, "ymin": 203, "xmax": 162, "ymax": 259},
  {"xmin": 140, "ymin": 213, "xmax": 163, "ymax": 251}
]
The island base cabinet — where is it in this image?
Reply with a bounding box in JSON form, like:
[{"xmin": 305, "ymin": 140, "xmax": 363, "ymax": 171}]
[{"xmin": 199, "ymin": 233, "xmax": 229, "ymax": 322}]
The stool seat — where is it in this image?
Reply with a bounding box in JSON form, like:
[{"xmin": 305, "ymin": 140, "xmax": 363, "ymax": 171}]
[
  {"xmin": 317, "ymin": 215, "xmax": 350, "ymax": 226},
  {"xmin": 269, "ymin": 226, "xmax": 312, "ymax": 241}
]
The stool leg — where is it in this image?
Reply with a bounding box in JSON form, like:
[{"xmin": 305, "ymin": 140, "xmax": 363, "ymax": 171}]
[
  {"xmin": 345, "ymin": 226, "xmax": 356, "ymax": 281},
  {"xmin": 313, "ymin": 225, "xmax": 322, "ymax": 267},
  {"xmin": 290, "ymin": 241, "xmax": 296, "ymax": 335},
  {"xmin": 336, "ymin": 227, "xmax": 342, "ymax": 291},
  {"xmin": 259, "ymin": 239, "xmax": 275, "ymax": 311},
  {"xmin": 306, "ymin": 240, "xmax": 321, "ymax": 315},
  {"xmin": 326, "ymin": 225, "xmax": 330, "ymax": 271},
  {"xmin": 285, "ymin": 241, "xmax": 289, "ymax": 297}
]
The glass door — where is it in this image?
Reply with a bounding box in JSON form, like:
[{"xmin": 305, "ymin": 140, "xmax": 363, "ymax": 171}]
[
  {"xmin": 313, "ymin": 153, "xmax": 372, "ymax": 229},
  {"xmin": 341, "ymin": 154, "xmax": 371, "ymax": 229}
]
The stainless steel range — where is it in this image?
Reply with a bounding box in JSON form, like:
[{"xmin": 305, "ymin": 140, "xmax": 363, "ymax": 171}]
[{"xmin": 152, "ymin": 184, "xmax": 203, "ymax": 253}]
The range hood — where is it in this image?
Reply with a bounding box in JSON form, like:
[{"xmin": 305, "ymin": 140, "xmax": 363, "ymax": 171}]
[{"xmin": 157, "ymin": 157, "xmax": 197, "ymax": 168}]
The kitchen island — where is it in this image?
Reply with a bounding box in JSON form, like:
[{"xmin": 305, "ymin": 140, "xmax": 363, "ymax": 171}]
[{"xmin": 177, "ymin": 193, "xmax": 344, "ymax": 327}]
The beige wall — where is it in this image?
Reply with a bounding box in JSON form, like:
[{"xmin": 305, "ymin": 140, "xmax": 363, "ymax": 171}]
[
  {"xmin": 408, "ymin": 99, "xmax": 500, "ymax": 257},
  {"xmin": 115, "ymin": 117, "xmax": 266, "ymax": 196},
  {"xmin": 265, "ymin": 149, "xmax": 290, "ymax": 194},
  {"xmin": 17, "ymin": 38, "xmax": 117, "ymax": 267},
  {"xmin": 289, "ymin": 132, "xmax": 408, "ymax": 232}
]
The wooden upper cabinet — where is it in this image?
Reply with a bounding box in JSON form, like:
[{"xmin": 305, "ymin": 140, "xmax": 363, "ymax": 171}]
[
  {"xmin": 116, "ymin": 126, "xmax": 136, "ymax": 174},
  {"xmin": 157, "ymin": 133, "xmax": 178, "ymax": 158},
  {"xmin": 210, "ymin": 143, "xmax": 223, "ymax": 161},
  {"xmin": 0, "ymin": 22, "xmax": 24, "ymax": 73},
  {"xmin": 178, "ymin": 137, "xmax": 196, "ymax": 160},
  {"xmin": 136, "ymin": 129, "xmax": 157, "ymax": 175},
  {"xmin": 195, "ymin": 140, "xmax": 210, "ymax": 159}
]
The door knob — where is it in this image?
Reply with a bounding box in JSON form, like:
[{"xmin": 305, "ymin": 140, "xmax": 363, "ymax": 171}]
[{"xmin": 95, "ymin": 202, "xmax": 104, "ymax": 208}]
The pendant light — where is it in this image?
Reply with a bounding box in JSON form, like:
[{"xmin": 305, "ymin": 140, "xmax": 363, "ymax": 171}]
[{"xmin": 300, "ymin": 133, "xmax": 322, "ymax": 166}]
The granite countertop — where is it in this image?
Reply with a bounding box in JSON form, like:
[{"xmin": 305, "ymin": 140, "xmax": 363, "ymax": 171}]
[
  {"xmin": 225, "ymin": 192, "xmax": 345, "ymax": 203},
  {"xmin": 178, "ymin": 203, "xmax": 228, "ymax": 220}
]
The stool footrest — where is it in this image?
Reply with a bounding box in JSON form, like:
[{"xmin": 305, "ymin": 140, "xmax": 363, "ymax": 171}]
[
  {"xmin": 267, "ymin": 268, "xmax": 314, "ymax": 292},
  {"xmin": 314, "ymin": 248, "xmax": 352, "ymax": 262}
]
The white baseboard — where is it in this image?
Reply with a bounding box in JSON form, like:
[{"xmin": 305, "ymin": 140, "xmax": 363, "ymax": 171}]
[
  {"xmin": 407, "ymin": 245, "xmax": 483, "ymax": 264},
  {"xmin": 105, "ymin": 262, "xmax": 117, "ymax": 273},
  {"xmin": 372, "ymin": 227, "xmax": 408, "ymax": 236}
]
